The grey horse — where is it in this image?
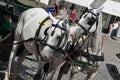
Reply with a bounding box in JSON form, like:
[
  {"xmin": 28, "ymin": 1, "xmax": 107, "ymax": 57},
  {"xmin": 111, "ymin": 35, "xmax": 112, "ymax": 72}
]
[
  {"xmin": 56, "ymin": 6, "xmax": 104, "ymax": 80},
  {"xmin": 4, "ymin": 8, "xmax": 70, "ymax": 80}
]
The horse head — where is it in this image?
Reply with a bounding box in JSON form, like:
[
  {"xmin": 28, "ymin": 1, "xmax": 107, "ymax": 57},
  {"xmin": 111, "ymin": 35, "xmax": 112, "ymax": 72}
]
[
  {"xmin": 40, "ymin": 12, "xmax": 70, "ymax": 61},
  {"xmin": 74, "ymin": 7, "xmax": 103, "ymax": 38}
]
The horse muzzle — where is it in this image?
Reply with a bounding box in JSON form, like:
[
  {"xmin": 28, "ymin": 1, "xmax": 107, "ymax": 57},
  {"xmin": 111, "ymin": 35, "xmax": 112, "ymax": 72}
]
[{"xmin": 41, "ymin": 56, "xmax": 50, "ymax": 62}]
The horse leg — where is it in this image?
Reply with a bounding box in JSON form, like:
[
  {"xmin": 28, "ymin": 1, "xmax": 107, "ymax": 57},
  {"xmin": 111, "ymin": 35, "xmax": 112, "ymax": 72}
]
[
  {"xmin": 46, "ymin": 70, "xmax": 55, "ymax": 80},
  {"xmin": 12, "ymin": 48, "xmax": 28, "ymax": 80},
  {"xmin": 57, "ymin": 62, "xmax": 71, "ymax": 80},
  {"xmin": 70, "ymin": 66, "xmax": 78, "ymax": 80},
  {"xmin": 35, "ymin": 62, "xmax": 55, "ymax": 80},
  {"xmin": 85, "ymin": 71, "xmax": 98, "ymax": 80},
  {"xmin": 34, "ymin": 68, "xmax": 43, "ymax": 80},
  {"xmin": 34, "ymin": 61, "xmax": 47, "ymax": 80},
  {"xmin": 4, "ymin": 41, "xmax": 20, "ymax": 80},
  {"xmin": 46, "ymin": 53, "xmax": 65, "ymax": 80}
]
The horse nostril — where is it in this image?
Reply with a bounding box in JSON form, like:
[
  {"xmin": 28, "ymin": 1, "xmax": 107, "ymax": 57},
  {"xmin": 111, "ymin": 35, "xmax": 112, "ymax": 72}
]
[
  {"xmin": 41, "ymin": 56, "xmax": 48, "ymax": 61},
  {"xmin": 44, "ymin": 56, "xmax": 48, "ymax": 60}
]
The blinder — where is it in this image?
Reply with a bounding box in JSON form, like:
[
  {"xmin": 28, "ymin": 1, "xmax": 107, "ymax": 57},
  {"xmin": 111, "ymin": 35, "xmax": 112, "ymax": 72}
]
[
  {"xmin": 77, "ymin": 9, "xmax": 99, "ymax": 34},
  {"xmin": 87, "ymin": 16, "xmax": 98, "ymax": 26},
  {"xmin": 86, "ymin": 10, "xmax": 98, "ymax": 27},
  {"xmin": 42, "ymin": 19, "xmax": 67, "ymax": 51},
  {"xmin": 44, "ymin": 27, "xmax": 49, "ymax": 36}
]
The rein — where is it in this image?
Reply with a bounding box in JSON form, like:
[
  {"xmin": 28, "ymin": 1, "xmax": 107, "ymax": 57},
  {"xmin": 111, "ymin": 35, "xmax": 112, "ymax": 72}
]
[
  {"xmin": 1, "ymin": 36, "xmax": 66, "ymax": 54},
  {"xmin": 64, "ymin": 31, "xmax": 104, "ymax": 69}
]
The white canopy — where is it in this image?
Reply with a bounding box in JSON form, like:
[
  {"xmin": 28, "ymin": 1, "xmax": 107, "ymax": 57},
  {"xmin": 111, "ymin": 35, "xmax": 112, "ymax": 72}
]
[
  {"xmin": 102, "ymin": 0, "xmax": 120, "ymax": 17},
  {"xmin": 64, "ymin": 0, "xmax": 95, "ymax": 7},
  {"xmin": 39, "ymin": 0, "xmax": 49, "ymax": 5}
]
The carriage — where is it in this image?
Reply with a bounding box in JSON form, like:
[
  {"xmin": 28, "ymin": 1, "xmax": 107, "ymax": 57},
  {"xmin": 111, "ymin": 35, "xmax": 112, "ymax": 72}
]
[
  {"xmin": 0, "ymin": 0, "xmax": 105, "ymax": 80},
  {"xmin": 0, "ymin": 0, "xmax": 32, "ymax": 62}
]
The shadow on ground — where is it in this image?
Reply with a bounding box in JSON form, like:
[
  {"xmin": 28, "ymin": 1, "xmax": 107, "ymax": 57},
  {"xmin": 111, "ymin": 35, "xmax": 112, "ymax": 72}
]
[
  {"xmin": 0, "ymin": 59, "xmax": 37, "ymax": 80},
  {"xmin": 106, "ymin": 63, "xmax": 120, "ymax": 80}
]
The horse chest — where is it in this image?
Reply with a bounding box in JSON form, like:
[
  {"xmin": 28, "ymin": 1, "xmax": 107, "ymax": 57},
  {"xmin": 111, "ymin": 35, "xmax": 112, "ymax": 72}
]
[{"xmin": 24, "ymin": 41, "xmax": 43, "ymax": 55}]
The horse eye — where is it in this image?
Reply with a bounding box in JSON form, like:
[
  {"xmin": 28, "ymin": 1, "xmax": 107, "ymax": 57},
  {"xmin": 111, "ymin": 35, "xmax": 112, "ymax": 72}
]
[
  {"xmin": 44, "ymin": 28, "xmax": 49, "ymax": 35},
  {"xmin": 84, "ymin": 15, "xmax": 87, "ymax": 18},
  {"xmin": 57, "ymin": 36, "xmax": 61, "ymax": 39},
  {"xmin": 83, "ymin": 13, "xmax": 88, "ymax": 18},
  {"xmin": 88, "ymin": 18, "xmax": 91, "ymax": 21}
]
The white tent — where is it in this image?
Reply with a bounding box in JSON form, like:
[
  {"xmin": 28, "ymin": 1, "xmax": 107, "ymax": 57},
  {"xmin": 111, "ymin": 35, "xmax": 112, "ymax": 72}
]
[
  {"xmin": 39, "ymin": 0, "xmax": 49, "ymax": 5},
  {"xmin": 64, "ymin": 0, "xmax": 95, "ymax": 7},
  {"xmin": 102, "ymin": 0, "xmax": 120, "ymax": 37},
  {"xmin": 102, "ymin": 0, "xmax": 120, "ymax": 17}
]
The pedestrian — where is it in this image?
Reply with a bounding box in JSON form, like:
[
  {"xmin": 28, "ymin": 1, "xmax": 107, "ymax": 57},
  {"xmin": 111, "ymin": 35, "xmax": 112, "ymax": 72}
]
[
  {"xmin": 110, "ymin": 20, "xmax": 120, "ymax": 40},
  {"xmin": 106, "ymin": 23, "xmax": 114, "ymax": 38},
  {"xmin": 59, "ymin": 7, "xmax": 68, "ymax": 20},
  {"xmin": 70, "ymin": 4, "xmax": 75, "ymax": 11},
  {"xmin": 35, "ymin": 0, "xmax": 39, "ymax": 5},
  {"xmin": 53, "ymin": 3, "xmax": 58, "ymax": 16},
  {"xmin": 68, "ymin": 8, "xmax": 76, "ymax": 25}
]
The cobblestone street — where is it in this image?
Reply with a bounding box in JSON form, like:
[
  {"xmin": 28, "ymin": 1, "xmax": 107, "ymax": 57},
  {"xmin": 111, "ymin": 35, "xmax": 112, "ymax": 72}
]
[
  {"xmin": 0, "ymin": 0, "xmax": 120, "ymax": 80},
  {"xmin": 0, "ymin": 35, "xmax": 120, "ymax": 80}
]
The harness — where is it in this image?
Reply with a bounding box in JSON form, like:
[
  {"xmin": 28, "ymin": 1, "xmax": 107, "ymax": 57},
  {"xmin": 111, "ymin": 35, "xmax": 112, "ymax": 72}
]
[
  {"xmin": 77, "ymin": 10, "xmax": 98, "ymax": 35},
  {"xmin": 34, "ymin": 17, "xmax": 68, "ymax": 56},
  {"xmin": 63, "ymin": 10, "xmax": 104, "ymax": 71},
  {"xmin": 64, "ymin": 34, "xmax": 104, "ymax": 73},
  {"xmin": 0, "ymin": 17, "xmax": 68, "ymax": 59}
]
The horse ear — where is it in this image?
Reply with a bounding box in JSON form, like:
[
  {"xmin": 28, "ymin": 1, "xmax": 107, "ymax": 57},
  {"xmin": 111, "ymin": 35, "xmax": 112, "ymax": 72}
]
[
  {"xmin": 88, "ymin": 6, "xmax": 92, "ymax": 10},
  {"xmin": 49, "ymin": 12, "xmax": 58, "ymax": 23},
  {"xmin": 96, "ymin": 6, "xmax": 104, "ymax": 14}
]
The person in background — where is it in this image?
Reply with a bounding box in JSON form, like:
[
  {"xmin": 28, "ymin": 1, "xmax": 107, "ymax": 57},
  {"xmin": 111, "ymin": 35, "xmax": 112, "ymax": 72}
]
[
  {"xmin": 70, "ymin": 4, "xmax": 75, "ymax": 11},
  {"xmin": 59, "ymin": 7, "xmax": 68, "ymax": 20},
  {"xmin": 53, "ymin": 3, "xmax": 58, "ymax": 16},
  {"xmin": 35, "ymin": 0, "xmax": 39, "ymax": 5},
  {"xmin": 68, "ymin": 8, "xmax": 76, "ymax": 25},
  {"xmin": 106, "ymin": 23, "xmax": 114, "ymax": 38},
  {"xmin": 110, "ymin": 20, "xmax": 120, "ymax": 40}
]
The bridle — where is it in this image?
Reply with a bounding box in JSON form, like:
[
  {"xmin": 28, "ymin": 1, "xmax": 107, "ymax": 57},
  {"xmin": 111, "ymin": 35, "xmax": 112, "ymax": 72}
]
[
  {"xmin": 35, "ymin": 17, "xmax": 68, "ymax": 56},
  {"xmin": 63, "ymin": 10, "xmax": 104, "ymax": 70},
  {"xmin": 64, "ymin": 33, "xmax": 104, "ymax": 73},
  {"xmin": 44, "ymin": 21, "xmax": 68, "ymax": 48},
  {"xmin": 77, "ymin": 9, "xmax": 99, "ymax": 35}
]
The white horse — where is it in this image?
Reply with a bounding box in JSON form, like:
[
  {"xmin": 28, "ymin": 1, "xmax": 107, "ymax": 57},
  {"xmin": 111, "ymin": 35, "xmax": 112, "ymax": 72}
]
[
  {"xmin": 4, "ymin": 8, "xmax": 70, "ymax": 80},
  {"xmin": 57, "ymin": 7, "xmax": 104, "ymax": 80}
]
